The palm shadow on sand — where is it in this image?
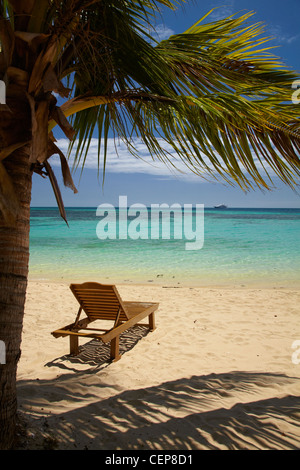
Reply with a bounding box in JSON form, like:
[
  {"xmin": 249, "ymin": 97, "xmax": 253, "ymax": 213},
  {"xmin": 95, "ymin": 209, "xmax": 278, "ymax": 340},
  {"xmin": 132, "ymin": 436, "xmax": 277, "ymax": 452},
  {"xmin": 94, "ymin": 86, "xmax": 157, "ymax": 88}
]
[{"xmin": 16, "ymin": 366, "xmax": 300, "ymax": 450}]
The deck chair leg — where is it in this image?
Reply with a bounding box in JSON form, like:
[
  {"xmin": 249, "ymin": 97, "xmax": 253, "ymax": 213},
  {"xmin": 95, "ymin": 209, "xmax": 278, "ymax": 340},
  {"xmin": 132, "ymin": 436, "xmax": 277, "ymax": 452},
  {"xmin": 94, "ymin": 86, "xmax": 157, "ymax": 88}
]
[
  {"xmin": 110, "ymin": 336, "xmax": 121, "ymax": 362},
  {"xmin": 149, "ymin": 312, "xmax": 156, "ymax": 331},
  {"xmin": 70, "ymin": 336, "xmax": 79, "ymax": 355}
]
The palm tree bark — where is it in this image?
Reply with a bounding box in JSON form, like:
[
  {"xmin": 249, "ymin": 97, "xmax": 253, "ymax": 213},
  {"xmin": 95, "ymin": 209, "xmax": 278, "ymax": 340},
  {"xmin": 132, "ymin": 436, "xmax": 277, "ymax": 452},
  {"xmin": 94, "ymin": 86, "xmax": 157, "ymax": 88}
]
[{"xmin": 0, "ymin": 148, "xmax": 32, "ymax": 449}]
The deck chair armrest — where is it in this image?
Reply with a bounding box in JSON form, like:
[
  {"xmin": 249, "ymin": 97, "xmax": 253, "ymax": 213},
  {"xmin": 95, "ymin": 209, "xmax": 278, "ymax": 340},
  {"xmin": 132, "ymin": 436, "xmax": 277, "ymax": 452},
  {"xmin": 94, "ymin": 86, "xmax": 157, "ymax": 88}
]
[
  {"xmin": 101, "ymin": 304, "xmax": 157, "ymax": 343},
  {"xmin": 51, "ymin": 317, "xmax": 90, "ymax": 337}
]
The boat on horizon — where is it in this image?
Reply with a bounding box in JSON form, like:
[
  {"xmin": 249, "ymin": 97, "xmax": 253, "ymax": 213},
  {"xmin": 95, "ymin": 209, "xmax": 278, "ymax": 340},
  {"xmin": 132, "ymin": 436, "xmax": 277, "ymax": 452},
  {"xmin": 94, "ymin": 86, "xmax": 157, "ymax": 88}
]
[{"xmin": 214, "ymin": 204, "xmax": 228, "ymax": 209}]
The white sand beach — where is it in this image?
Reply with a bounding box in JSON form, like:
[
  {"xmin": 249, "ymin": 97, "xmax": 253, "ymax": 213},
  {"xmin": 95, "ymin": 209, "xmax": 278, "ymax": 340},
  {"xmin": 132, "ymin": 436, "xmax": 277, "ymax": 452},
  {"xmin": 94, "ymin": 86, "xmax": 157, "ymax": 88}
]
[{"xmin": 15, "ymin": 280, "xmax": 300, "ymax": 450}]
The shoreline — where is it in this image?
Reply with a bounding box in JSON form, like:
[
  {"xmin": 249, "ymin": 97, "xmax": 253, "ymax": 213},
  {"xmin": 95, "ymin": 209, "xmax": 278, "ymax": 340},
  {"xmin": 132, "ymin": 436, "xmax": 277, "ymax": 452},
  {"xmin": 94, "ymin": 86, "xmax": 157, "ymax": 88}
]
[{"xmin": 28, "ymin": 274, "xmax": 300, "ymax": 290}]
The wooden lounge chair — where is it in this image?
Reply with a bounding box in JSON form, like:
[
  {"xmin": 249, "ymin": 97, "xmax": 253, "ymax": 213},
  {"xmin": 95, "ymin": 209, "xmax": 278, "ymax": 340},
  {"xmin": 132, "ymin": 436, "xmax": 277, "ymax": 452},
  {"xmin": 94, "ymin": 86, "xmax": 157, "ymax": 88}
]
[{"xmin": 51, "ymin": 282, "xmax": 159, "ymax": 362}]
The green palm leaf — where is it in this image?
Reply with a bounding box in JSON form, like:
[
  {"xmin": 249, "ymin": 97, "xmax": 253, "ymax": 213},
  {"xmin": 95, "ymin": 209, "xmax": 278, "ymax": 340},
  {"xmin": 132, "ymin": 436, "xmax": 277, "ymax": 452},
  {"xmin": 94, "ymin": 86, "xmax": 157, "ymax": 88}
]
[{"xmin": 59, "ymin": 7, "xmax": 300, "ymax": 191}]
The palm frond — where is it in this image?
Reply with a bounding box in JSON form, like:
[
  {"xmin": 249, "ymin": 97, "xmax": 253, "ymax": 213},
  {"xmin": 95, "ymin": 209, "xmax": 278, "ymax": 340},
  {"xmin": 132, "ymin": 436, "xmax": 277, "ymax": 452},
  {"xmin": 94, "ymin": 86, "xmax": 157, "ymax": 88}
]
[{"xmin": 61, "ymin": 9, "xmax": 300, "ymax": 191}]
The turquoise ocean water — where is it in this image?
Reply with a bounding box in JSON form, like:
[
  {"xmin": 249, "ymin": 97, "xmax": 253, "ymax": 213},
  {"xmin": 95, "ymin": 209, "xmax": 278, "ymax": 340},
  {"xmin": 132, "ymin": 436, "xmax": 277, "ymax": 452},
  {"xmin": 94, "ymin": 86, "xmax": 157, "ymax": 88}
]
[{"xmin": 29, "ymin": 207, "xmax": 300, "ymax": 288}]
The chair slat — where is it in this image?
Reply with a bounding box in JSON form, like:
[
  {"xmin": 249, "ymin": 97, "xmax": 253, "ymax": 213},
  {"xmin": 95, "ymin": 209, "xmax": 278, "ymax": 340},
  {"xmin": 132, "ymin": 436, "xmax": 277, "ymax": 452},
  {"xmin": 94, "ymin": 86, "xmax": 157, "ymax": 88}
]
[{"xmin": 69, "ymin": 282, "xmax": 128, "ymax": 322}]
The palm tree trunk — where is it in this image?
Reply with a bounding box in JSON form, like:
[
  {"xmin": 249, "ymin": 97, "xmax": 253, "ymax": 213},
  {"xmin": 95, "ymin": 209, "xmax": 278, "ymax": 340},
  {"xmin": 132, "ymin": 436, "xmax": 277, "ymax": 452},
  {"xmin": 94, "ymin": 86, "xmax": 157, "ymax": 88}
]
[{"xmin": 0, "ymin": 148, "xmax": 32, "ymax": 449}]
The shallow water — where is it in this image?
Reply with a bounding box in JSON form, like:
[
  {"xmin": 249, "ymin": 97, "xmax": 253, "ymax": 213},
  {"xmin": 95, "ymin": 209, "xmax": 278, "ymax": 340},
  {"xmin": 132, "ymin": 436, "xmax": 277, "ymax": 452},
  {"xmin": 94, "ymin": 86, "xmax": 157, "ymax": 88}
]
[{"xmin": 29, "ymin": 207, "xmax": 300, "ymax": 287}]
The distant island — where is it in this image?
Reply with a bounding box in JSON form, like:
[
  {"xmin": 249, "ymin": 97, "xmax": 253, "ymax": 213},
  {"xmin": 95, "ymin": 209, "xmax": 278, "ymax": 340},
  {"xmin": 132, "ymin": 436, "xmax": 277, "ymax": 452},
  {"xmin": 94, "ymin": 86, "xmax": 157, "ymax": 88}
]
[{"xmin": 214, "ymin": 204, "xmax": 228, "ymax": 209}]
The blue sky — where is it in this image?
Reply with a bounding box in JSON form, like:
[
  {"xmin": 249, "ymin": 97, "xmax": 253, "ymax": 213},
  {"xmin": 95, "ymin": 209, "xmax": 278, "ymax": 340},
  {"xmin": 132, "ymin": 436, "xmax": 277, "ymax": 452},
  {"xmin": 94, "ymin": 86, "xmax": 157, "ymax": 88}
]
[{"xmin": 31, "ymin": 0, "xmax": 300, "ymax": 208}]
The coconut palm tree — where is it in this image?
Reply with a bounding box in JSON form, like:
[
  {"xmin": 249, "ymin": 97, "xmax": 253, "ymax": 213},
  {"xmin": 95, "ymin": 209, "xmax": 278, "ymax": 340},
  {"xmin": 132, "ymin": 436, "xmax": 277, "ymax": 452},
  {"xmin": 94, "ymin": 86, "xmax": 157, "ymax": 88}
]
[{"xmin": 0, "ymin": 0, "xmax": 299, "ymax": 449}]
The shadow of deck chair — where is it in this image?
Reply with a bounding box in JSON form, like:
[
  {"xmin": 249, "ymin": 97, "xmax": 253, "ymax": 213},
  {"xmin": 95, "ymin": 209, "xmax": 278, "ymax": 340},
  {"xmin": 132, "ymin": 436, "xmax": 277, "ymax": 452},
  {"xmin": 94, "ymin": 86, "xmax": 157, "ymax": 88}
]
[{"xmin": 51, "ymin": 282, "xmax": 159, "ymax": 362}]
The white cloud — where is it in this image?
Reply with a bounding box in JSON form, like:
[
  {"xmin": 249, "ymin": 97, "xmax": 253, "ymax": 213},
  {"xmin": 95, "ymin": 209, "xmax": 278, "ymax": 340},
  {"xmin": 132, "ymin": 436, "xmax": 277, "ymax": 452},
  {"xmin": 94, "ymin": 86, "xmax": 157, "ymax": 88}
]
[
  {"xmin": 153, "ymin": 24, "xmax": 175, "ymax": 41},
  {"xmin": 51, "ymin": 137, "xmax": 204, "ymax": 182},
  {"xmin": 50, "ymin": 136, "xmax": 281, "ymax": 185},
  {"xmin": 207, "ymin": 2, "xmax": 235, "ymax": 22},
  {"xmin": 268, "ymin": 25, "xmax": 300, "ymax": 45},
  {"xmin": 142, "ymin": 23, "xmax": 175, "ymax": 43}
]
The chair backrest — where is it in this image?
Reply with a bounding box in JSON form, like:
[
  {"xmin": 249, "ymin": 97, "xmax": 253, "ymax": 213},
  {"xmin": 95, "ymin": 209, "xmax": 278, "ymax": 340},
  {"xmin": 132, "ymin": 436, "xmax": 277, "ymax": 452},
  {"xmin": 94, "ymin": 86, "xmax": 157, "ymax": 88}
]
[{"xmin": 70, "ymin": 282, "xmax": 129, "ymax": 322}]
